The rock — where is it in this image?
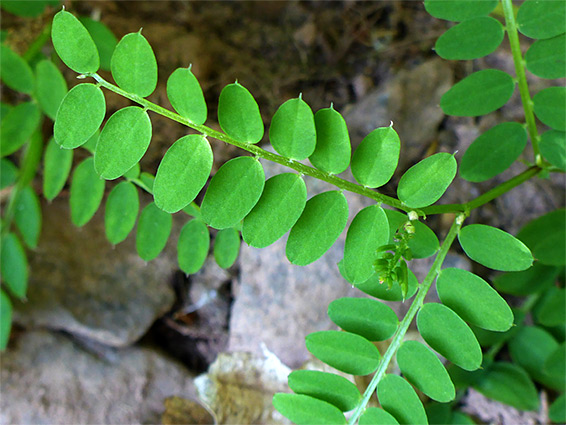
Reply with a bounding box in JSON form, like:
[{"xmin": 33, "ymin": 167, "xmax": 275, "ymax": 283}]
[
  {"xmin": 0, "ymin": 330, "xmax": 197, "ymax": 424},
  {"xmin": 13, "ymin": 196, "xmax": 177, "ymax": 347}
]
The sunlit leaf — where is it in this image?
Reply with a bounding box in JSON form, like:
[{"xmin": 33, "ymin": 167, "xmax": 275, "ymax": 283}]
[
  {"xmin": 272, "ymin": 393, "xmax": 346, "ymax": 425},
  {"xmin": 104, "ymin": 181, "xmax": 139, "ymax": 245},
  {"xmin": 242, "ymin": 173, "xmax": 307, "ymax": 248},
  {"xmin": 43, "ymin": 137, "xmax": 72, "ymax": 200},
  {"xmin": 424, "ymin": 0, "xmax": 498, "ymax": 21},
  {"xmin": 0, "ymin": 158, "xmax": 17, "ymax": 189},
  {"xmin": 540, "ymin": 130, "xmax": 566, "ymax": 170},
  {"xmin": 377, "ymin": 374, "xmax": 428, "ymax": 425},
  {"xmin": 136, "ymin": 202, "xmax": 172, "ymax": 261},
  {"xmin": 517, "ymin": 209, "xmax": 565, "ymax": 266},
  {"xmin": 0, "ymin": 233, "xmax": 28, "ymax": 299},
  {"xmin": 78, "ymin": 17, "xmax": 118, "ymax": 71},
  {"xmin": 355, "ymin": 268, "xmax": 418, "ymax": 302},
  {"xmin": 0, "ymin": 44, "xmax": 34, "ymax": 93},
  {"xmin": 95, "ymin": 106, "xmax": 152, "ymax": 180},
  {"xmin": 533, "ymin": 87, "xmax": 566, "ymax": 131},
  {"xmin": 80, "ymin": 129, "xmax": 99, "ymax": 153},
  {"xmin": 14, "ymin": 185, "xmax": 42, "ymax": 249},
  {"xmin": 359, "ymin": 407, "xmax": 399, "ymax": 425},
  {"xmin": 286, "ymin": 191, "xmax": 348, "ymax": 266},
  {"xmin": 517, "ymin": 0, "xmax": 566, "ymax": 39},
  {"xmin": 167, "ymin": 67, "xmax": 207, "ymax": 125},
  {"xmin": 153, "ymin": 134, "xmax": 213, "ymax": 213},
  {"xmin": 70, "ymin": 157, "xmax": 105, "ymax": 227},
  {"xmin": 218, "ymin": 82, "xmax": 264, "ymax": 144},
  {"xmin": 525, "ymin": 34, "xmax": 566, "ymax": 79},
  {"xmin": 214, "ymin": 227, "xmax": 240, "ymax": 269},
  {"xmin": 0, "ymin": 289, "xmax": 12, "ymax": 350},
  {"xmin": 123, "ymin": 163, "xmax": 140, "ymax": 180},
  {"xmin": 178, "ymin": 219, "xmax": 209, "ymax": 275},
  {"xmin": 0, "ymin": 102, "xmax": 41, "ymax": 157},
  {"xmin": 35, "ymin": 59, "xmax": 68, "ymax": 120},
  {"xmin": 309, "ymin": 107, "xmax": 351, "ymax": 174}
]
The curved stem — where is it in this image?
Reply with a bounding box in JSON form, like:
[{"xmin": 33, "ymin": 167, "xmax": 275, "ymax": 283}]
[{"xmin": 348, "ymin": 213, "xmax": 466, "ymax": 424}]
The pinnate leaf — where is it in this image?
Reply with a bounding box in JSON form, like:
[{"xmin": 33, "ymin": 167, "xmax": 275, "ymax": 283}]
[
  {"xmin": 43, "ymin": 137, "xmax": 72, "ymax": 200},
  {"xmin": 70, "ymin": 157, "xmax": 105, "ymax": 227},
  {"xmin": 178, "ymin": 219, "xmax": 209, "ymax": 275},
  {"xmin": 104, "ymin": 181, "xmax": 139, "ymax": 245},
  {"xmin": 539, "ymin": 130, "xmax": 566, "ymax": 171},
  {"xmin": 218, "ymin": 82, "xmax": 263, "ymax": 144},
  {"xmin": 517, "ymin": 0, "xmax": 566, "ymax": 40},
  {"xmin": 0, "ymin": 289, "xmax": 12, "ymax": 350},
  {"xmin": 377, "ymin": 374, "xmax": 428, "ymax": 425},
  {"xmin": 424, "ymin": 0, "xmax": 498, "ymax": 21},
  {"xmin": 214, "ymin": 227, "xmax": 240, "ymax": 269},
  {"xmin": 136, "ymin": 202, "xmax": 172, "ymax": 261},
  {"xmin": 14, "ymin": 185, "xmax": 42, "ymax": 249},
  {"xmin": 272, "ymin": 393, "xmax": 346, "ymax": 425},
  {"xmin": 1, "ymin": 102, "xmax": 41, "ymax": 157},
  {"xmin": 35, "ymin": 60, "xmax": 68, "ymax": 120},
  {"xmin": 359, "ymin": 408, "xmax": 399, "ymax": 425},
  {"xmin": 167, "ymin": 67, "xmax": 207, "ymax": 125},
  {"xmin": 525, "ymin": 34, "xmax": 566, "ymax": 79},
  {"xmin": 533, "ymin": 87, "xmax": 566, "ymax": 131},
  {"xmin": 0, "ymin": 233, "xmax": 28, "ymax": 299},
  {"xmin": 309, "ymin": 107, "xmax": 351, "ymax": 174},
  {"xmin": 0, "ymin": 44, "xmax": 34, "ymax": 94}
]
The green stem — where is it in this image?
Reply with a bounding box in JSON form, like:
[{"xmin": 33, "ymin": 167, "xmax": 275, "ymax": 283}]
[
  {"xmin": 501, "ymin": 0, "xmax": 541, "ymax": 164},
  {"xmin": 348, "ymin": 213, "xmax": 466, "ymax": 424}
]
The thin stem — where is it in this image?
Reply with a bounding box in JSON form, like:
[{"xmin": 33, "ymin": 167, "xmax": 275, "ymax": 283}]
[
  {"xmin": 501, "ymin": 0, "xmax": 541, "ymax": 163},
  {"xmin": 348, "ymin": 213, "xmax": 466, "ymax": 424}
]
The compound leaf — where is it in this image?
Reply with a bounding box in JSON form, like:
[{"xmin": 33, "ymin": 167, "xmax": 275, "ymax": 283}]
[
  {"xmin": 1, "ymin": 102, "xmax": 41, "ymax": 157},
  {"xmin": 533, "ymin": 87, "xmax": 566, "ymax": 131},
  {"xmin": 355, "ymin": 268, "xmax": 418, "ymax": 302},
  {"xmin": 398, "ymin": 152, "xmax": 457, "ymax": 208},
  {"xmin": 377, "ymin": 374, "xmax": 428, "ymax": 425},
  {"xmin": 328, "ymin": 297, "xmax": 398, "ymax": 341},
  {"xmin": 218, "ymin": 82, "xmax": 263, "ymax": 144},
  {"xmin": 342, "ymin": 205, "xmax": 389, "ymax": 284},
  {"xmin": 384, "ymin": 209, "xmax": 439, "ymax": 259},
  {"xmin": 288, "ymin": 370, "xmax": 361, "ymax": 412},
  {"xmin": 178, "ymin": 219, "xmax": 210, "ymax": 275},
  {"xmin": 153, "ymin": 134, "xmax": 213, "ymax": 213},
  {"xmin": 0, "ymin": 44, "xmax": 34, "ymax": 94},
  {"xmin": 273, "ymin": 393, "xmax": 346, "ymax": 425},
  {"xmin": 270, "ymin": 97, "xmax": 316, "ymax": 160},
  {"xmin": 201, "ymin": 156, "xmax": 265, "ymax": 229},
  {"xmin": 78, "ymin": 17, "xmax": 117, "ymax": 71},
  {"xmin": 435, "ymin": 17, "xmax": 504, "ymax": 60},
  {"xmin": 95, "ymin": 106, "xmax": 152, "ymax": 180},
  {"xmin": 460, "ymin": 122, "xmax": 528, "ymax": 182},
  {"xmin": 1, "ymin": 158, "xmax": 17, "ymax": 189},
  {"xmin": 309, "ymin": 107, "xmax": 351, "ymax": 174},
  {"xmin": 305, "ymin": 330, "xmax": 380, "ymax": 376},
  {"xmin": 441, "ymin": 69, "xmax": 515, "ymax": 117},
  {"xmin": 43, "ymin": 137, "xmax": 73, "ymax": 200},
  {"xmin": 54, "ymin": 83, "xmax": 106, "ymax": 149},
  {"xmin": 351, "ymin": 126, "xmax": 400, "ymax": 188},
  {"xmin": 70, "ymin": 157, "xmax": 105, "ymax": 227},
  {"xmin": 359, "ymin": 408, "xmax": 399, "ymax": 425},
  {"xmin": 167, "ymin": 67, "xmax": 207, "ymax": 125},
  {"xmin": 417, "ymin": 303, "xmax": 482, "ymax": 371},
  {"xmin": 214, "ymin": 227, "xmax": 240, "ymax": 269},
  {"xmin": 517, "ymin": 0, "xmax": 566, "ymax": 40},
  {"xmin": 136, "ymin": 202, "xmax": 172, "ymax": 261},
  {"xmin": 0, "ymin": 289, "xmax": 12, "ymax": 350},
  {"xmin": 52, "ymin": 10, "xmax": 99, "ymax": 74},
  {"xmin": 0, "ymin": 233, "xmax": 28, "ymax": 299},
  {"xmin": 286, "ymin": 191, "xmax": 348, "ymax": 266},
  {"xmin": 437, "ymin": 268, "xmax": 513, "ymax": 331},
  {"xmin": 242, "ymin": 173, "xmax": 307, "ymax": 248},
  {"xmin": 397, "ymin": 340, "xmax": 455, "ymax": 403},
  {"xmin": 111, "ymin": 31, "xmax": 157, "ymax": 97},
  {"xmin": 14, "ymin": 185, "xmax": 42, "ymax": 249},
  {"xmin": 104, "ymin": 181, "xmax": 139, "ymax": 245},
  {"xmin": 525, "ymin": 34, "xmax": 566, "ymax": 79},
  {"xmin": 517, "ymin": 208, "xmax": 565, "ymax": 266},
  {"xmin": 424, "ymin": 0, "xmax": 498, "ymax": 21},
  {"xmin": 459, "ymin": 224, "xmax": 533, "ymax": 271},
  {"xmin": 35, "ymin": 59, "xmax": 68, "ymax": 120},
  {"xmin": 540, "ymin": 130, "xmax": 566, "ymax": 170}
]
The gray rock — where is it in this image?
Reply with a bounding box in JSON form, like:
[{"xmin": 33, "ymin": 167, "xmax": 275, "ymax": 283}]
[
  {"xmin": 13, "ymin": 196, "xmax": 177, "ymax": 347},
  {"xmin": 0, "ymin": 330, "xmax": 197, "ymax": 425}
]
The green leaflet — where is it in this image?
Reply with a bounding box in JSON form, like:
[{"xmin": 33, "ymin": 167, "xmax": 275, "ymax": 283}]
[
  {"xmin": 470, "ymin": 308, "xmax": 524, "ymax": 349},
  {"xmin": 355, "ymin": 268, "xmax": 418, "ymax": 302},
  {"xmin": 104, "ymin": 181, "xmax": 139, "ymax": 245},
  {"xmin": 288, "ymin": 370, "xmax": 361, "ymax": 412},
  {"xmin": 435, "ymin": 17, "xmax": 504, "ymax": 60},
  {"xmin": 139, "ymin": 172, "xmax": 155, "ymax": 192},
  {"xmin": 269, "ymin": 97, "xmax": 316, "ymax": 160},
  {"xmin": 70, "ymin": 157, "xmax": 105, "ymax": 227},
  {"xmin": 182, "ymin": 202, "xmax": 202, "ymax": 220},
  {"xmin": 440, "ymin": 69, "xmax": 515, "ymax": 117},
  {"xmin": 549, "ymin": 393, "xmax": 566, "ymax": 424},
  {"xmin": 0, "ymin": 289, "xmax": 12, "ymax": 350},
  {"xmin": 533, "ymin": 87, "xmax": 566, "ymax": 131},
  {"xmin": 459, "ymin": 224, "xmax": 533, "ymax": 271},
  {"xmin": 95, "ymin": 106, "xmax": 152, "ymax": 180},
  {"xmin": 35, "ymin": 60, "xmax": 68, "ymax": 121},
  {"xmin": 124, "ymin": 163, "xmax": 140, "ymax": 180},
  {"xmin": 136, "ymin": 202, "xmax": 172, "ymax": 261},
  {"xmin": 494, "ymin": 263, "xmax": 559, "ymax": 296},
  {"xmin": 342, "ymin": 205, "xmax": 389, "ymax": 284},
  {"xmin": 0, "ymin": 44, "xmax": 34, "ymax": 94},
  {"xmin": 305, "ymin": 330, "xmax": 380, "ymax": 376},
  {"xmin": 286, "ymin": 191, "xmax": 348, "ymax": 266},
  {"xmin": 111, "ymin": 31, "xmax": 157, "ymax": 98},
  {"xmin": 201, "ymin": 156, "xmax": 265, "ymax": 229},
  {"xmin": 517, "ymin": 0, "xmax": 566, "ymax": 40},
  {"xmin": 472, "ymin": 362, "xmax": 539, "ymax": 411},
  {"xmin": 43, "ymin": 137, "xmax": 73, "ymax": 200},
  {"xmin": 19, "ymin": 130, "xmax": 43, "ymax": 188},
  {"xmin": 1, "ymin": 158, "xmax": 17, "ymax": 189},
  {"xmin": 384, "ymin": 209, "xmax": 439, "ymax": 259},
  {"xmin": 534, "ymin": 287, "xmax": 566, "ymax": 327},
  {"xmin": 217, "ymin": 82, "xmax": 264, "ymax": 144},
  {"xmin": 397, "ymin": 340, "xmax": 455, "ymax": 403},
  {"xmin": 540, "ymin": 130, "xmax": 566, "ymax": 170},
  {"xmin": 167, "ymin": 67, "xmax": 207, "ymax": 125},
  {"xmin": 78, "ymin": 17, "xmax": 118, "ymax": 71},
  {"xmin": 543, "ymin": 343, "xmax": 566, "ymax": 386},
  {"xmin": 397, "ymin": 153, "xmax": 457, "ymax": 208},
  {"xmin": 272, "ymin": 393, "xmax": 346, "ymax": 425},
  {"xmin": 14, "ymin": 185, "xmax": 42, "ymax": 249},
  {"xmin": 327, "ymin": 297, "xmax": 398, "ymax": 341},
  {"xmin": 0, "ymin": 102, "xmax": 41, "ymax": 157},
  {"xmin": 460, "ymin": 122, "xmax": 528, "ymax": 182},
  {"xmin": 0, "ymin": 233, "xmax": 28, "ymax": 299},
  {"xmin": 517, "ymin": 208, "xmax": 565, "ymax": 266},
  {"xmin": 242, "ymin": 173, "xmax": 307, "ymax": 248},
  {"xmin": 359, "ymin": 408, "xmax": 399, "ymax": 425},
  {"xmin": 417, "ymin": 303, "xmax": 482, "ymax": 371},
  {"xmin": 177, "ymin": 219, "xmax": 210, "ymax": 275},
  {"xmin": 377, "ymin": 374, "xmax": 428, "ymax": 425},
  {"xmin": 1, "ymin": 0, "xmax": 55, "ymax": 17},
  {"xmin": 54, "ymin": 83, "xmax": 106, "ymax": 149},
  {"xmin": 309, "ymin": 107, "xmax": 351, "ymax": 174},
  {"xmin": 81, "ymin": 129, "xmax": 99, "ymax": 153},
  {"xmin": 351, "ymin": 126, "xmax": 400, "ymax": 188},
  {"xmin": 424, "ymin": 0, "xmax": 498, "ymax": 21},
  {"xmin": 51, "ymin": 10, "xmax": 100, "ymax": 74},
  {"xmin": 437, "ymin": 268, "xmax": 513, "ymax": 332},
  {"xmin": 214, "ymin": 227, "xmax": 240, "ymax": 269},
  {"xmin": 525, "ymin": 34, "xmax": 566, "ymax": 79},
  {"xmin": 153, "ymin": 135, "xmax": 213, "ymax": 213}
]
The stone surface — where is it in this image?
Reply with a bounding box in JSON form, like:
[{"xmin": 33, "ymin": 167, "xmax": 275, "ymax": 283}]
[
  {"xmin": 0, "ymin": 330, "xmax": 197, "ymax": 425},
  {"xmin": 13, "ymin": 196, "xmax": 177, "ymax": 347}
]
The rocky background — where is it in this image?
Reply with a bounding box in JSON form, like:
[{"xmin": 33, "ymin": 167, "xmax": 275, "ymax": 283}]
[{"xmin": 1, "ymin": 1, "xmax": 563, "ymax": 424}]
